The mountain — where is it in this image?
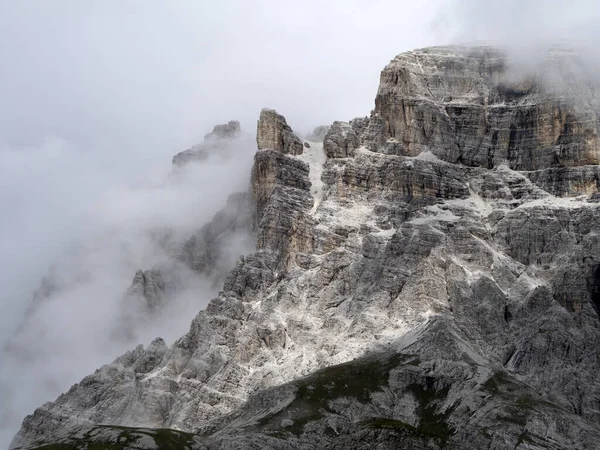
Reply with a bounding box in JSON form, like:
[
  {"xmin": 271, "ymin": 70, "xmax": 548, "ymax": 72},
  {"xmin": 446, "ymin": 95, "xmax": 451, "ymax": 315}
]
[{"xmin": 10, "ymin": 44, "xmax": 600, "ymax": 449}]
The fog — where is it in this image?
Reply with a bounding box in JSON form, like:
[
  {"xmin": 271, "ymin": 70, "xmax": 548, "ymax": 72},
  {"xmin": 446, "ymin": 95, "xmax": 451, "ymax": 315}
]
[
  {"xmin": 0, "ymin": 137, "xmax": 257, "ymax": 446},
  {"xmin": 1, "ymin": 0, "xmax": 598, "ymax": 448},
  {"xmin": 441, "ymin": 0, "xmax": 599, "ymax": 46},
  {"xmin": 439, "ymin": 0, "xmax": 600, "ymax": 69}
]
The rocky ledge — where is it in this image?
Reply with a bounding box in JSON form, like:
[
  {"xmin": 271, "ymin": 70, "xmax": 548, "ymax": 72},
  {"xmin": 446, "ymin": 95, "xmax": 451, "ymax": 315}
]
[{"xmin": 11, "ymin": 45, "xmax": 600, "ymax": 450}]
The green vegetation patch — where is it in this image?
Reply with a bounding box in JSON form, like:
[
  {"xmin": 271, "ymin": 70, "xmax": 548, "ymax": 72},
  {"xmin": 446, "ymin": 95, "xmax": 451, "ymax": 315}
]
[
  {"xmin": 294, "ymin": 353, "xmax": 418, "ymax": 405},
  {"xmin": 256, "ymin": 352, "xmax": 420, "ymax": 436},
  {"xmin": 484, "ymin": 371, "xmax": 561, "ymax": 412},
  {"xmin": 482, "ymin": 371, "xmax": 566, "ymax": 437},
  {"xmin": 406, "ymin": 382, "xmax": 456, "ymax": 444},
  {"xmin": 30, "ymin": 425, "xmax": 200, "ymax": 450}
]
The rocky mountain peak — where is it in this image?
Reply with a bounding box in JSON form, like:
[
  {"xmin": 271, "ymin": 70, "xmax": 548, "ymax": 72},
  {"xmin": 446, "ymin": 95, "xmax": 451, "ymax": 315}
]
[
  {"xmin": 256, "ymin": 108, "xmax": 304, "ymax": 155},
  {"xmin": 172, "ymin": 119, "xmax": 246, "ymax": 166},
  {"xmin": 374, "ymin": 45, "xmax": 600, "ymax": 170},
  {"xmin": 204, "ymin": 120, "xmax": 241, "ymax": 142},
  {"xmin": 11, "ymin": 45, "xmax": 600, "ymax": 450}
]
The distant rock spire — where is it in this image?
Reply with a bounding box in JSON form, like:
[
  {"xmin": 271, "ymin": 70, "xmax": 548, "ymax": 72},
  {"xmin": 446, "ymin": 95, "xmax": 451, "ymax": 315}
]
[
  {"xmin": 204, "ymin": 120, "xmax": 241, "ymax": 142},
  {"xmin": 172, "ymin": 119, "xmax": 244, "ymax": 166}
]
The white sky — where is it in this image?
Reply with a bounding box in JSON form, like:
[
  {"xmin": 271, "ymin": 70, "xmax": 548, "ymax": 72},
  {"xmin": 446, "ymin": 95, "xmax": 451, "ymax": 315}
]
[{"xmin": 0, "ymin": 0, "xmax": 448, "ymax": 151}]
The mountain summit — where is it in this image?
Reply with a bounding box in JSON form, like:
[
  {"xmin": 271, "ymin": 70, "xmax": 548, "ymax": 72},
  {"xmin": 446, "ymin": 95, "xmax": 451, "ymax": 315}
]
[{"xmin": 11, "ymin": 45, "xmax": 600, "ymax": 450}]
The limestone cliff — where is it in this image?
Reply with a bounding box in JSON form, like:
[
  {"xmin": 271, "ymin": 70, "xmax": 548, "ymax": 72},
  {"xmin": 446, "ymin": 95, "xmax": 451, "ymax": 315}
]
[
  {"xmin": 11, "ymin": 45, "xmax": 600, "ymax": 450},
  {"xmin": 256, "ymin": 108, "xmax": 304, "ymax": 156}
]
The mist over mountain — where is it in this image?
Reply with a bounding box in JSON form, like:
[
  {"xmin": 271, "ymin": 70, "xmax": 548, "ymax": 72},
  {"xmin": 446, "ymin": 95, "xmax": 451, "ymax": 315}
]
[
  {"xmin": 3, "ymin": 1, "xmax": 600, "ymax": 449},
  {"xmin": 0, "ymin": 2, "xmax": 446, "ymax": 447},
  {"xmin": 0, "ymin": 134, "xmax": 257, "ymax": 447}
]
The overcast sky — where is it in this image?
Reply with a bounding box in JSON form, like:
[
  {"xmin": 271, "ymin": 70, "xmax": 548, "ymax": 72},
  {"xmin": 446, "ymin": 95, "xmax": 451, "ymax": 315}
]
[
  {"xmin": 2, "ymin": 0, "xmax": 598, "ymax": 152},
  {"xmin": 0, "ymin": 0, "xmax": 449, "ymax": 152}
]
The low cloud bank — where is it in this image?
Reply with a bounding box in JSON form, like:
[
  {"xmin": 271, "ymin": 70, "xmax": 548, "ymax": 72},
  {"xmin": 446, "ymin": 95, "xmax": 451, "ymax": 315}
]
[{"xmin": 0, "ymin": 135, "xmax": 255, "ymax": 447}]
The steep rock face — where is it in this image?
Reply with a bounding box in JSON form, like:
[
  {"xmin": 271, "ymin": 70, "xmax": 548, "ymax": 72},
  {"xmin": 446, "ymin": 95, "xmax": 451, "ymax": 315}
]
[
  {"xmin": 323, "ymin": 121, "xmax": 360, "ymax": 158},
  {"xmin": 116, "ymin": 193, "xmax": 254, "ymax": 329},
  {"xmin": 256, "ymin": 108, "xmax": 304, "ymax": 155},
  {"xmin": 252, "ymin": 110, "xmax": 315, "ymax": 270},
  {"xmin": 251, "ymin": 151, "xmax": 313, "ymax": 269},
  {"xmin": 125, "ymin": 128, "xmax": 255, "ymax": 313},
  {"xmin": 12, "ymin": 46, "xmax": 600, "ymax": 450},
  {"xmin": 374, "ymin": 45, "xmax": 600, "ymax": 170},
  {"xmin": 180, "ymin": 192, "xmax": 253, "ymax": 285}
]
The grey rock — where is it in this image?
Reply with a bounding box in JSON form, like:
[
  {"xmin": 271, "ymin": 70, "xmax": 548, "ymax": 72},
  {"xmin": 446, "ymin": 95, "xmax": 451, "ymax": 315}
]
[
  {"xmin": 374, "ymin": 45, "xmax": 600, "ymax": 170},
  {"xmin": 527, "ymin": 165, "xmax": 600, "ymax": 197},
  {"xmin": 125, "ymin": 268, "xmax": 175, "ymax": 310},
  {"xmin": 250, "ymin": 147, "xmax": 313, "ymax": 269},
  {"xmin": 12, "ymin": 45, "xmax": 600, "ymax": 450},
  {"xmin": 323, "ymin": 121, "xmax": 360, "ymax": 158},
  {"xmin": 114, "ymin": 191, "xmax": 253, "ymax": 339},
  {"xmin": 180, "ymin": 192, "xmax": 253, "ymax": 286},
  {"xmin": 172, "ymin": 120, "xmax": 246, "ymax": 166},
  {"xmin": 256, "ymin": 108, "xmax": 304, "ymax": 155},
  {"xmin": 204, "ymin": 120, "xmax": 241, "ymax": 141}
]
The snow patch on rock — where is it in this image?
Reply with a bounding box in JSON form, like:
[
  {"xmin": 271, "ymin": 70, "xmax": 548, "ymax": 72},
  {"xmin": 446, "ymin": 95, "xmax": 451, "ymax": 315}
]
[{"xmin": 296, "ymin": 141, "xmax": 326, "ymax": 214}]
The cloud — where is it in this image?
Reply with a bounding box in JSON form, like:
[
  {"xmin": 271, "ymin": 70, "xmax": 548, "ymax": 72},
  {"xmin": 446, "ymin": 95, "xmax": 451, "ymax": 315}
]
[
  {"xmin": 436, "ymin": 0, "xmax": 600, "ymax": 65},
  {"xmin": 0, "ymin": 136, "xmax": 256, "ymax": 447},
  {"xmin": 0, "ymin": 0, "xmax": 447, "ymax": 147}
]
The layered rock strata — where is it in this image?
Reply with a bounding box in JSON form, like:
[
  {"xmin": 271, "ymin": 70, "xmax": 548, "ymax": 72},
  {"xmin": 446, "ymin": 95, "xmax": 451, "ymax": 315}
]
[
  {"xmin": 256, "ymin": 108, "xmax": 304, "ymax": 156},
  {"xmin": 11, "ymin": 45, "xmax": 600, "ymax": 450}
]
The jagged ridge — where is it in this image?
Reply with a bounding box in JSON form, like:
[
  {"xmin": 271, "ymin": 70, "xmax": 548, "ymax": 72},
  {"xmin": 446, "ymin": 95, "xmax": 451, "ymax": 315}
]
[{"xmin": 11, "ymin": 45, "xmax": 600, "ymax": 450}]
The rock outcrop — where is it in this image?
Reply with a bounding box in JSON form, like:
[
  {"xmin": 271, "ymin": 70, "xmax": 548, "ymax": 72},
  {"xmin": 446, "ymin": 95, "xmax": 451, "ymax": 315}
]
[
  {"xmin": 126, "ymin": 268, "xmax": 175, "ymax": 309},
  {"xmin": 125, "ymin": 125, "xmax": 254, "ymax": 313},
  {"xmin": 204, "ymin": 120, "xmax": 241, "ymax": 141},
  {"xmin": 323, "ymin": 121, "xmax": 360, "ymax": 158},
  {"xmin": 181, "ymin": 192, "xmax": 253, "ymax": 284},
  {"xmin": 374, "ymin": 45, "xmax": 600, "ymax": 170},
  {"xmin": 256, "ymin": 108, "xmax": 304, "ymax": 155},
  {"xmin": 11, "ymin": 45, "xmax": 600, "ymax": 450}
]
